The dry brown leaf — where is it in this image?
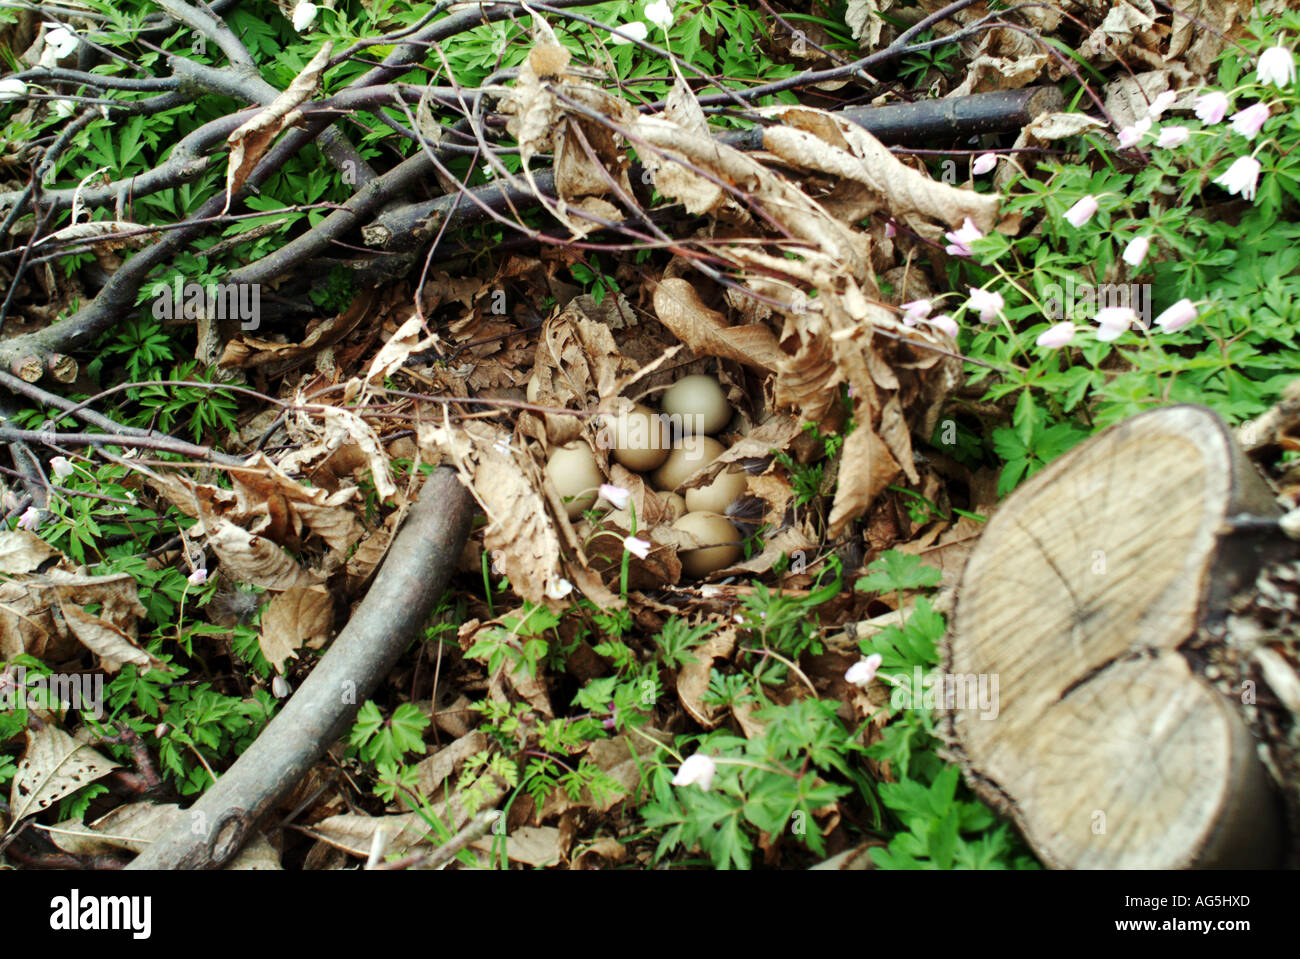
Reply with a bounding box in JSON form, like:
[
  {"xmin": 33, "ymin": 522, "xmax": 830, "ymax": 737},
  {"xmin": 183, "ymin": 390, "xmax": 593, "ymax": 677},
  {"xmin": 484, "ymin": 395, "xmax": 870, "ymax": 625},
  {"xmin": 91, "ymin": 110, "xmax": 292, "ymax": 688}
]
[
  {"xmin": 0, "ymin": 530, "xmax": 59, "ymax": 574},
  {"xmin": 652, "ymin": 278, "xmax": 787, "ymax": 372},
  {"xmin": 259, "ymin": 585, "xmax": 333, "ymax": 672},
  {"xmin": 219, "ymin": 288, "xmax": 375, "ymax": 371},
  {"xmin": 420, "ymin": 420, "xmax": 571, "ymax": 608},
  {"xmin": 206, "ymin": 517, "xmax": 325, "ymax": 590},
  {"xmin": 58, "ymin": 602, "xmax": 163, "ymax": 673},
  {"xmin": 827, "ymin": 426, "xmax": 901, "ymax": 537},
  {"xmin": 676, "ymin": 629, "xmax": 736, "ymax": 727},
  {"xmin": 9, "ymin": 724, "xmax": 118, "ymax": 825},
  {"xmin": 223, "ymin": 43, "xmax": 332, "ymax": 213},
  {"xmin": 365, "ymin": 313, "xmax": 436, "ymax": 384},
  {"xmin": 845, "ymin": 0, "xmax": 892, "ymax": 46},
  {"xmin": 470, "ymin": 825, "xmax": 564, "ymax": 867},
  {"xmin": 416, "ymin": 731, "xmax": 488, "ymax": 796}
]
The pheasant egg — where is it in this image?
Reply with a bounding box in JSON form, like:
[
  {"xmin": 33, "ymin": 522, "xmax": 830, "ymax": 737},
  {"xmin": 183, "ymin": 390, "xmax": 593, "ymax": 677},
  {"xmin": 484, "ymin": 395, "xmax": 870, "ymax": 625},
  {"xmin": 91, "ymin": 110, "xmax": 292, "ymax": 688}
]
[
  {"xmin": 658, "ymin": 491, "xmax": 688, "ymax": 521},
  {"xmin": 685, "ymin": 468, "xmax": 747, "ymax": 514},
  {"xmin": 650, "ymin": 435, "xmax": 725, "ymax": 491},
  {"xmin": 672, "ymin": 511, "xmax": 741, "ymax": 577},
  {"xmin": 546, "ymin": 441, "xmax": 602, "ymax": 518},
  {"xmin": 661, "ymin": 375, "xmax": 731, "ymax": 435},
  {"xmin": 607, "ymin": 403, "xmax": 669, "ymax": 472}
]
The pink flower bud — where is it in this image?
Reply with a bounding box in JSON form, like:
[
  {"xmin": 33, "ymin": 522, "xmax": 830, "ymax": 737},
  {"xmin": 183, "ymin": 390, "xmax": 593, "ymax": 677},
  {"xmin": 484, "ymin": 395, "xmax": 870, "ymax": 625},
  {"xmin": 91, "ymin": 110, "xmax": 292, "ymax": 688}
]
[
  {"xmin": 1037, "ymin": 322, "xmax": 1077, "ymax": 349},
  {"xmin": 1156, "ymin": 125, "xmax": 1190, "ymax": 148},
  {"xmin": 1148, "ymin": 90, "xmax": 1178, "ymax": 118},
  {"xmin": 1230, "ymin": 103, "xmax": 1270, "ymax": 140},
  {"xmin": 672, "ymin": 753, "xmax": 717, "ymax": 791},
  {"xmin": 1155, "ymin": 298, "xmax": 1197, "ymax": 333},
  {"xmin": 846, "ymin": 653, "xmax": 883, "ymax": 687},
  {"xmin": 1122, "ymin": 235, "xmax": 1151, "ymax": 267},
  {"xmin": 1064, "ymin": 195, "xmax": 1099, "ymax": 228},
  {"xmin": 926, "ymin": 314, "xmax": 959, "ymax": 338},
  {"xmin": 971, "ymin": 153, "xmax": 997, "ymax": 175},
  {"xmin": 944, "ymin": 218, "xmax": 983, "ymax": 257},
  {"xmin": 1194, "ymin": 91, "xmax": 1230, "ymax": 124},
  {"xmin": 966, "ymin": 287, "xmax": 1004, "ymax": 324}
]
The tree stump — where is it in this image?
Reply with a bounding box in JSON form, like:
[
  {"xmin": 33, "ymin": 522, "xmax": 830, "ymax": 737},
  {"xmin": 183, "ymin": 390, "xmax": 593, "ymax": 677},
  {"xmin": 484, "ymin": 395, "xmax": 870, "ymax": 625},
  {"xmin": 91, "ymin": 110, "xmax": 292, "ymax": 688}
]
[{"xmin": 944, "ymin": 405, "xmax": 1293, "ymax": 868}]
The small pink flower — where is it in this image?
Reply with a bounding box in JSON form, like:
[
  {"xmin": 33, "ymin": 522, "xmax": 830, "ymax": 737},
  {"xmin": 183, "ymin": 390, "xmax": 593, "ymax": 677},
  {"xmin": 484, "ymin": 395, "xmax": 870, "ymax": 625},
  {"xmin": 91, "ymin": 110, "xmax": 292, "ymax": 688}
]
[
  {"xmin": 1194, "ymin": 91, "xmax": 1230, "ymax": 124},
  {"xmin": 900, "ymin": 299, "xmax": 932, "ymax": 325},
  {"xmin": 1214, "ymin": 155, "xmax": 1262, "ymax": 200},
  {"xmin": 1122, "ymin": 235, "xmax": 1151, "ymax": 267},
  {"xmin": 1156, "ymin": 125, "xmax": 1190, "ymax": 148},
  {"xmin": 1037, "ymin": 322, "xmax": 1077, "ymax": 349},
  {"xmin": 944, "ymin": 217, "xmax": 983, "ymax": 257},
  {"xmin": 599, "ymin": 483, "xmax": 630, "ymax": 510},
  {"xmin": 672, "ymin": 753, "xmax": 716, "ymax": 790},
  {"xmin": 926, "ymin": 314, "xmax": 959, "ymax": 338},
  {"xmin": 846, "ymin": 653, "xmax": 883, "ymax": 687},
  {"xmin": 1064, "ymin": 195, "xmax": 1099, "ymax": 228},
  {"xmin": 884, "ymin": 219, "xmax": 897, "ymax": 238},
  {"xmin": 49, "ymin": 456, "xmax": 74, "ymax": 480},
  {"xmin": 1148, "ymin": 90, "xmax": 1178, "ymax": 118},
  {"xmin": 1155, "ymin": 298, "xmax": 1197, "ymax": 333},
  {"xmin": 1094, "ymin": 307, "xmax": 1136, "ymax": 342},
  {"xmin": 17, "ymin": 507, "xmax": 39, "ymax": 530},
  {"xmin": 966, "ymin": 287, "xmax": 1004, "ymax": 324},
  {"xmin": 1257, "ymin": 43, "xmax": 1297, "ymax": 88},
  {"xmin": 0, "ymin": 491, "xmax": 16, "ymax": 512},
  {"xmin": 1117, "ymin": 118, "xmax": 1151, "ymax": 148},
  {"xmin": 188, "ymin": 567, "xmax": 208, "ymax": 586},
  {"xmin": 1231, "ymin": 103, "xmax": 1270, "ymax": 140},
  {"xmin": 971, "ymin": 152, "xmax": 997, "ymax": 175},
  {"xmin": 622, "ymin": 535, "xmax": 651, "ymax": 559}
]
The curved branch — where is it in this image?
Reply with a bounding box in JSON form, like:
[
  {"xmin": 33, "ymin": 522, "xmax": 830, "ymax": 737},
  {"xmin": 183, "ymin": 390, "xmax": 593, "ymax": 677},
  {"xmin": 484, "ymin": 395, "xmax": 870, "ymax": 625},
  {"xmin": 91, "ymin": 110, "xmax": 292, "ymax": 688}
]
[{"xmin": 124, "ymin": 467, "xmax": 476, "ymax": 870}]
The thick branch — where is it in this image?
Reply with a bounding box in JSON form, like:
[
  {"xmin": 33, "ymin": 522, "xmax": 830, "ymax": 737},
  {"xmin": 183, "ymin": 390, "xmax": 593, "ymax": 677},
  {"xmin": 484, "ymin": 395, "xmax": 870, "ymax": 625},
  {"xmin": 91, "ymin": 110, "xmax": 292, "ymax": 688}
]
[{"xmin": 125, "ymin": 467, "xmax": 475, "ymax": 870}]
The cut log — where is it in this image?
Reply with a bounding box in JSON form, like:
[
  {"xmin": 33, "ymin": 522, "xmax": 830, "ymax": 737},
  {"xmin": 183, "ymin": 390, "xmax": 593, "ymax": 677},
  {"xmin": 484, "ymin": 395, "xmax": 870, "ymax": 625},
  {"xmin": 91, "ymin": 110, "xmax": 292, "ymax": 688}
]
[{"xmin": 944, "ymin": 405, "xmax": 1291, "ymax": 868}]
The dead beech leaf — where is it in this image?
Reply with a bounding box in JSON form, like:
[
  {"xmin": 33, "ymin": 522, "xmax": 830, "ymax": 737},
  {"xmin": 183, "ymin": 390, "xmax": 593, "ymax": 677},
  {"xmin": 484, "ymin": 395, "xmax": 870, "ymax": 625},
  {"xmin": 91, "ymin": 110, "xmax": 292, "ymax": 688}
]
[
  {"xmin": 1023, "ymin": 111, "xmax": 1109, "ymax": 142},
  {"xmin": 0, "ymin": 530, "xmax": 60, "ymax": 574},
  {"xmin": 652, "ymin": 278, "xmax": 787, "ymax": 372},
  {"xmin": 206, "ymin": 518, "xmax": 325, "ymax": 590},
  {"xmin": 218, "ymin": 288, "xmax": 375, "ymax": 371},
  {"xmin": 416, "ymin": 731, "xmax": 488, "ymax": 796},
  {"xmin": 35, "ymin": 219, "xmax": 157, "ymax": 251},
  {"xmin": 366, "ymin": 313, "xmax": 436, "ymax": 385},
  {"xmin": 49, "ymin": 803, "xmax": 281, "ymax": 867},
  {"xmin": 758, "ymin": 107, "xmax": 1000, "ymax": 233},
  {"xmin": 9, "ymin": 724, "xmax": 119, "ymax": 826},
  {"xmin": 421, "ymin": 420, "xmax": 572, "ymax": 608},
  {"xmin": 0, "ymin": 580, "xmax": 67, "ymax": 663},
  {"xmin": 320, "ymin": 407, "xmax": 396, "ymax": 501},
  {"xmin": 304, "ymin": 777, "xmax": 503, "ymax": 858},
  {"xmin": 224, "ymin": 42, "xmax": 333, "ymax": 213},
  {"xmin": 259, "ymin": 585, "xmax": 333, "ymax": 672},
  {"xmin": 845, "ymin": 0, "xmax": 892, "ymax": 46},
  {"xmin": 230, "ymin": 453, "xmax": 364, "ymax": 552},
  {"xmin": 58, "ymin": 602, "xmax": 163, "ymax": 673},
  {"xmin": 470, "ymin": 825, "xmax": 563, "ymax": 867},
  {"xmin": 827, "ymin": 426, "xmax": 901, "ymax": 537},
  {"xmin": 677, "ymin": 629, "xmax": 736, "ymax": 727}
]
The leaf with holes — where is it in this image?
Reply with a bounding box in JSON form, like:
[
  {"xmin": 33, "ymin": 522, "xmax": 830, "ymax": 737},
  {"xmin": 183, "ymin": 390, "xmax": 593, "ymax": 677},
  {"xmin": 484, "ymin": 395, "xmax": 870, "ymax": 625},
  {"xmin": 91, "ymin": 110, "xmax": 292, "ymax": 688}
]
[{"xmin": 8, "ymin": 724, "xmax": 119, "ymax": 827}]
